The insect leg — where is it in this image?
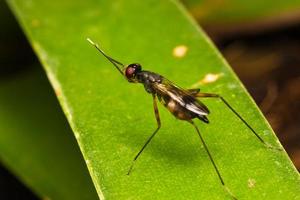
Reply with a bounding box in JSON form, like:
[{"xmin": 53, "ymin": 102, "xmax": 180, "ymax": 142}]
[
  {"xmin": 187, "ymin": 88, "xmax": 200, "ymax": 95},
  {"xmin": 189, "ymin": 120, "xmax": 237, "ymax": 200},
  {"xmin": 189, "ymin": 120, "xmax": 224, "ymax": 184},
  {"xmin": 195, "ymin": 92, "xmax": 281, "ymax": 150},
  {"xmin": 127, "ymin": 94, "xmax": 161, "ymax": 175}
]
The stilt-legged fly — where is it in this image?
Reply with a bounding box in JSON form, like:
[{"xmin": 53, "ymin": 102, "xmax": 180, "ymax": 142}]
[{"xmin": 87, "ymin": 38, "xmax": 281, "ymax": 199}]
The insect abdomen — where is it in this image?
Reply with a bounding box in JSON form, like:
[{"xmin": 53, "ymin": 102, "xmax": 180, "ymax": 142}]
[{"xmin": 159, "ymin": 95, "xmax": 194, "ymax": 120}]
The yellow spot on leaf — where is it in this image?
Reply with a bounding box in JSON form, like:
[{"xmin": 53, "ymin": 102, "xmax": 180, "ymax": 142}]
[
  {"xmin": 202, "ymin": 73, "xmax": 221, "ymax": 84},
  {"xmin": 248, "ymin": 178, "xmax": 256, "ymax": 188},
  {"xmin": 191, "ymin": 73, "xmax": 223, "ymax": 88},
  {"xmin": 55, "ymin": 88, "xmax": 61, "ymax": 97},
  {"xmin": 173, "ymin": 45, "xmax": 188, "ymax": 58}
]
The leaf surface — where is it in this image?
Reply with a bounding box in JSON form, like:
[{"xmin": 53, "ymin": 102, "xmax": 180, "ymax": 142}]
[{"xmin": 7, "ymin": 0, "xmax": 300, "ymax": 199}]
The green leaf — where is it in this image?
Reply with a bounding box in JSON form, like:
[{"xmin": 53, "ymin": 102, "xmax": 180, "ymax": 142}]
[
  {"xmin": 0, "ymin": 65, "xmax": 98, "ymax": 200},
  {"xmin": 7, "ymin": 0, "xmax": 300, "ymax": 199}
]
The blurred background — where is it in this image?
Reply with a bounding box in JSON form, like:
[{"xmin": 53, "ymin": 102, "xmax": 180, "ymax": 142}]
[{"xmin": 1, "ymin": 0, "xmax": 299, "ymax": 199}]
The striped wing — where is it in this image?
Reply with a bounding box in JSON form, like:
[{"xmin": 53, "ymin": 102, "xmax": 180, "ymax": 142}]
[{"xmin": 153, "ymin": 79, "xmax": 209, "ymax": 116}]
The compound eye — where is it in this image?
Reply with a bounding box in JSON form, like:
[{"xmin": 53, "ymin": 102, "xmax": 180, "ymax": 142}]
[
  {"xmin": 125, "ymin": 63, "xmax": 142, "ymax": 79},
  {"xmin": 125, "ymin": 66, "xmax": 136, "ymax": 79}
]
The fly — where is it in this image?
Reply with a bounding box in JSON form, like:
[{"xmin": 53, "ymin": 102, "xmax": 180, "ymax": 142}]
[{"xmin": 87, "ymin": 38, "xmax": 281, "ymax": 199}]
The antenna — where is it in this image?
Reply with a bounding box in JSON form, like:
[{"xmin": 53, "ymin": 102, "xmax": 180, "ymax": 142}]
[{"xmin": 87, "ymin": 38, "xmax": 124, "ymax": 75}]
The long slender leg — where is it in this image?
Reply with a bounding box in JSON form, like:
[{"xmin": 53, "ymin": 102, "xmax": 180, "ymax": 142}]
[
  {"xmin": 187, "ymin": 88, "xmax": 200, "ymax": 95},
  {"xmin": 189, "ymin": 120, "xmax": 237, "ymax": 200},
  {"xmin": 189, "ymin": 120, "xmax": 224, "ymax": 185},
  {"xmin": 194, "ymin": 92, "xmax": 281, "ymax": 150},
  {"xmin": 127, "ymin": 94, "xmax": 161, "ymax": 175}
]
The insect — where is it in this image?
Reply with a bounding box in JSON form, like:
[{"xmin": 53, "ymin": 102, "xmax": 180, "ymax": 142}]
[{"xmin": 87, "ymin": 38, "xmax": 281, "ymax": 199}]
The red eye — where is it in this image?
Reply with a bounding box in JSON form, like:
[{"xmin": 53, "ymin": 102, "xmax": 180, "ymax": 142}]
[
  {"xmin": 125, "ymin": 66, "xmax": 135, "ymax": 79},
  {"xmin": 125, "ymin": 63, "xmax": 142, "ymax": 79}
]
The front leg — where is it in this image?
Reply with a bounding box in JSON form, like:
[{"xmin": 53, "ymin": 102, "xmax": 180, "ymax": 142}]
[{"xmin": 127, "ymin": 94, "xmax": 161, "ymax": 175}]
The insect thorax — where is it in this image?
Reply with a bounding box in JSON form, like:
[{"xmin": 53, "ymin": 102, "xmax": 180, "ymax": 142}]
[{"xmin": 136, "ymin": 71, "xmax": 163, "ymax": 94}]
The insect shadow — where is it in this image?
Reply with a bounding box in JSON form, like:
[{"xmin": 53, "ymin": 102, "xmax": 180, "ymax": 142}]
[
  {"xmin": 87, "ymin": 38, "xmax": 282, "ymax": 200},
  {"xmin": 122, "ymin": 115, "xmax": 210, "ymax": 166}
]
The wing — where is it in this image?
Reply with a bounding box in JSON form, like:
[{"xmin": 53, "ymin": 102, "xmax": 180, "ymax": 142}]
[{"xmin": 153, "ymin": 79, "xmax": 209, "ymax": 115}]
